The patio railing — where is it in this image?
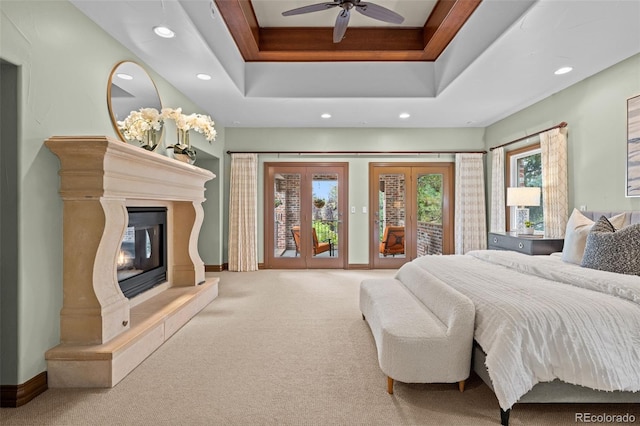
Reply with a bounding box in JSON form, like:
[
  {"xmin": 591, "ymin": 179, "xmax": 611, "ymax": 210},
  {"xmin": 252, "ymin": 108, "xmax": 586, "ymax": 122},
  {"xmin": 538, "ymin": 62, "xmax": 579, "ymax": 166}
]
[{"xmin": 313, "ymin": 220, "xmax": 339, "ymax": 246}]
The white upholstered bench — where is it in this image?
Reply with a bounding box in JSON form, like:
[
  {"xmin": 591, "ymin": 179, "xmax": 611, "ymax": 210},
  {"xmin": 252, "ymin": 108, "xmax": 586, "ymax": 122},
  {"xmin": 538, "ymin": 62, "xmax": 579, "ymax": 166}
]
[{"xmin": 359, "ymin": 261, "xmax": 475, "ymax": 394}]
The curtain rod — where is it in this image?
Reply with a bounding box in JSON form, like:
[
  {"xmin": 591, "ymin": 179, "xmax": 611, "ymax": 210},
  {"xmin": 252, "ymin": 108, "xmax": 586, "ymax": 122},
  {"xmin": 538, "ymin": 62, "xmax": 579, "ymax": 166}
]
[
  {"xmin": 226, "ymin": 150, "xmax": 487, "ymax": 155},
  {"xmin": 489, "ymin": 122, "xmax": 568, "ymax": 151}
]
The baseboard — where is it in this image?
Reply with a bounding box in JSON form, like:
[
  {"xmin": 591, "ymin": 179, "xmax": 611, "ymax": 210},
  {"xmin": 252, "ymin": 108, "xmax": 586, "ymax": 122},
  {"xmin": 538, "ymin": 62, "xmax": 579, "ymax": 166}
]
[
  {"xmin": 0, "ymin": 371, "xmax": 48, "ymax": 407},
  {"xmin": 207, "ymin": 263, "xmax": 265, "ymax": 271},
  {"xmin": 211, "ymin": 263, "xmax": 363, "ymax": 270},
  {"xmin": 348, "ymin": 264, "xmax": 371, "ymax": 269},
  {"xmin": 205, "ymin": 264, "xmax": 227, "ymax": 272}
]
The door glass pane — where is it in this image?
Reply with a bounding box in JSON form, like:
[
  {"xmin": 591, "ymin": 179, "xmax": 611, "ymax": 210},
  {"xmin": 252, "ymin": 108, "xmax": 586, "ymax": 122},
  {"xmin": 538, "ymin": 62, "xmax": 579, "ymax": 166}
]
[
  {"xmin": 378, "ymin": 173, "xmax": 406, "ymax": 259},
  {"xmin": 274, "ymin": 173, "xmax": 301, "ymax": 258},
  {"xmin": 416, "ymin": 173, "xmax": 443, "ymax": 256},
  {"xmin": 311, "ymin": 173, "xmax": 338, "ymax": 257}
]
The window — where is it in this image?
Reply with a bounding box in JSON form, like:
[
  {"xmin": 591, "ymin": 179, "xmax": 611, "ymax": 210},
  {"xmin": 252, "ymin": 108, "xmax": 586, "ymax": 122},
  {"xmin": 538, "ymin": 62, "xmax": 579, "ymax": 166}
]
[{"xmin": 507, "ymin": 145, "xmax": 544, "ymax": 232}]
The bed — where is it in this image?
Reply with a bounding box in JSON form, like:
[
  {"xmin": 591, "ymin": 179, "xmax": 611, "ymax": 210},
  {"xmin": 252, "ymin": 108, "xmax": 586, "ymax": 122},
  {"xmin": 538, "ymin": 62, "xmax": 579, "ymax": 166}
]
[{"xmin": 403, "ymin": 210, "xmax": 640, "ymax": 425}]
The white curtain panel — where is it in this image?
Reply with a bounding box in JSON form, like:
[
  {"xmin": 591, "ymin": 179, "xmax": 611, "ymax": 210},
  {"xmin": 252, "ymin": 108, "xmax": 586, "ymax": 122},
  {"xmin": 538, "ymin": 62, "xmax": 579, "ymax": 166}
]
[
  {"xmin": 490, "ymin": 147, "xmax": 506, "ymax": 233},
  {"xmin": 455, "ymin": 153, "xmax": 487, "ymax": 254},
  {"xmin": 540, "ymin": 128, "xmax": 569, "ymax": 238},
  {"xmin": 228, "ymin": 153, "xmax": 259, "ymax": 272}
]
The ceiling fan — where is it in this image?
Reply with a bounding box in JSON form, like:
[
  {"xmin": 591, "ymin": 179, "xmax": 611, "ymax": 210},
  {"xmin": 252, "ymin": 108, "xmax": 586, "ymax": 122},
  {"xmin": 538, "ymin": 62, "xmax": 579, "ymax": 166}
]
[{"xmin": 282, "ymin": 0, "xmax": 405, "ymax": 43}]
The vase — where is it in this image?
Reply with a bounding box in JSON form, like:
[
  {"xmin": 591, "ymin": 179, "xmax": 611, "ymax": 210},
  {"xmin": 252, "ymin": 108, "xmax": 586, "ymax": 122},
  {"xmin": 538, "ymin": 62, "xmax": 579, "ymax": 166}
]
[
  {"xmin": 140, "ymin": 128, "xmax": 159, "ymax": 151},
  {"xmin": 140, "ymin": 143, "xmax": 159, "ymax": 152},
  {"xmin": 177, "ymin": 128, "xmax": 190, "ymax": 147},
  {"xmin": 173, "ymin": 152, "xmax": 196, "ymax": 165},
  {"xmin": 166, "ymin": 129, "xmax": 196, "ymax": 164},
  {"xmin": 166, "ymin": 147, "xmax": 196, "ymax": 165}
]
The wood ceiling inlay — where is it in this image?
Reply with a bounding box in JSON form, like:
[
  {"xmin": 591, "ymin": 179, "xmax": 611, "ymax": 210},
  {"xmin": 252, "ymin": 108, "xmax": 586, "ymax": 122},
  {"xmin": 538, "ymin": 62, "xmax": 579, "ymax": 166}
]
[{"xmin": 214, "ymin": 0, "xmax": 482, "ymax": 62}]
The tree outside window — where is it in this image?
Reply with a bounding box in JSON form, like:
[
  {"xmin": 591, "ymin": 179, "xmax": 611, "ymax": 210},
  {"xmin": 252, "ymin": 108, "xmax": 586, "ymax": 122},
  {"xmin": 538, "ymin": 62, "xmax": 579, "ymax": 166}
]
[{"xmin": 510, "ymin": 147, "xmax": 544, "ymax": 232}]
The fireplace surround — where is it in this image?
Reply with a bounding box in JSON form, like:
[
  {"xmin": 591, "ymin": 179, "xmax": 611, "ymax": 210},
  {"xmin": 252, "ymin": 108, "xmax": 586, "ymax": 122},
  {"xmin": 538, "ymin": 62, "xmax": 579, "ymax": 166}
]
[{"xmin": 44, "ymin": 136, "xmax": 218, "ymax": 387}]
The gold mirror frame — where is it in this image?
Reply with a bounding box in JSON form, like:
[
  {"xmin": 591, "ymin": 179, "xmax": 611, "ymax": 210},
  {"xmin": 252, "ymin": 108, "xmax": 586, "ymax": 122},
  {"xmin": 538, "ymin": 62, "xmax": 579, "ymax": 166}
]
[{"xmin": 107, "ymin": 61, "xmax": 163, "ymax": 143}]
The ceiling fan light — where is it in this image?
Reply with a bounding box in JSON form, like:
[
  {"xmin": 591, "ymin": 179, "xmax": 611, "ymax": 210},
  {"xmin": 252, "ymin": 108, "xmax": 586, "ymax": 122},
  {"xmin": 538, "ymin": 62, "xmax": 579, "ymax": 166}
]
[{"xmin": 153, "ymin": 26, "xmax": 175, "ymax": 38}]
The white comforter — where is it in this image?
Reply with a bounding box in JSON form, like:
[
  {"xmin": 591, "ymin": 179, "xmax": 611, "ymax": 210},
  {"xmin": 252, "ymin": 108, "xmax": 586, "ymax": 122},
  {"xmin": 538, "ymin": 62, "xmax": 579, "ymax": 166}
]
[{"xmin": 408, "ymin": 250, "xmax": 640, "ymax": 410}]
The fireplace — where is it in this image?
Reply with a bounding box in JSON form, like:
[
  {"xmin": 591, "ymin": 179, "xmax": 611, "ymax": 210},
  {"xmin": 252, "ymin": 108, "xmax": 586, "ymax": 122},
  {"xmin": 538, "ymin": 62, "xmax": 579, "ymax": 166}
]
[
  {"xmin": 117, "ymin": 207, "xmax": 167, "ymax": 299},
  {"xmin": 45, "ymin": 136, "xmax": 218, "ymax": 388}
]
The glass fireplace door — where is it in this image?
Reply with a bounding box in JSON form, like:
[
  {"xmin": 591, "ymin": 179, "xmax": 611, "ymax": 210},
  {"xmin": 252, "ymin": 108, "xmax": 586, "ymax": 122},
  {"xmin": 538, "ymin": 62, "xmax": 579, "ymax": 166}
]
[{"xmin": 117, "ymin": 207, "xmax": 167, "ymax": 298}]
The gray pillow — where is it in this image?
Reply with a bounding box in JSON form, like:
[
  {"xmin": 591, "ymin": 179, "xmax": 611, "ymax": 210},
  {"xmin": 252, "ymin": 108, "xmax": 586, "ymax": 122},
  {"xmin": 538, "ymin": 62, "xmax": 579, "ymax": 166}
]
[{"xmin": 581, "ymin": 216, "xmax": 640, "ymax": 275}]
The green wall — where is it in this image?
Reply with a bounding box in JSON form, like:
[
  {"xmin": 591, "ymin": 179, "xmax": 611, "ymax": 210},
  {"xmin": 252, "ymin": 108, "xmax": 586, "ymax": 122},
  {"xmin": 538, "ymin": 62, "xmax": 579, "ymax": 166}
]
[
  {"xmin": 485, "ymin": 53, "xmax": 640, "ymax": 222},
  {"xmin": 224, "ymin": 127, "xmax": 486, "ymax": 265},
  {"xmin": 0, "ymin": 0, "xmax": 223, "ymax": 385}
]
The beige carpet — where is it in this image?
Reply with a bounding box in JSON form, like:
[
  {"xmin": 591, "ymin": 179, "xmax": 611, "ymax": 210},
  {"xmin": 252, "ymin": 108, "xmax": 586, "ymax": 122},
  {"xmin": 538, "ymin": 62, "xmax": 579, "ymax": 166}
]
[{"xmin": 3, "ymin": 269, "xmax": 638, "ymax": 425}]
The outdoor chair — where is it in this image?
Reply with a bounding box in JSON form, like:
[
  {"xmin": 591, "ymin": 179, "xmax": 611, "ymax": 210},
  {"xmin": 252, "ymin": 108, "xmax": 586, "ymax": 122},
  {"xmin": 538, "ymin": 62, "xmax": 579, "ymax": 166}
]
[{"xmin": 379, "ymin": 225, "xmax": 405, "ymax": 256}]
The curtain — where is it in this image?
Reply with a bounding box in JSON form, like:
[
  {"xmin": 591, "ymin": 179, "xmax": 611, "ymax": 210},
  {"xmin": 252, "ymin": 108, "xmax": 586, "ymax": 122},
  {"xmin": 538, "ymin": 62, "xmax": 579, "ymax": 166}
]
[
  {"xmin": 228, "ymin": 153, "xmax": 258, "ymax": 272},
  {"xmin": 455, "ymin": 153, "xmax": 487, "ymax": 254},
  {"xmin": 490, "ymin": 147, "xmax": 506, "ymax": 233},
  {"xmin": 540, "ymin": 127, "xmax": 569, "ymax": 238}
]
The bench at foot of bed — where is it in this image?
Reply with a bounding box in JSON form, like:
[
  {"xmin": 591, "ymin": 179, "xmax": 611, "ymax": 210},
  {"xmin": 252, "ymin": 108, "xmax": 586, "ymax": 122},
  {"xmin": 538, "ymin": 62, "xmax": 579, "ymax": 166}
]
[
  {"xmin": 359, "ymin": 268, "xmax": 475, "ymax": 394},
  {"xmin": 386, "ymin": 376, "xmax": 466, "ymax": 394}
]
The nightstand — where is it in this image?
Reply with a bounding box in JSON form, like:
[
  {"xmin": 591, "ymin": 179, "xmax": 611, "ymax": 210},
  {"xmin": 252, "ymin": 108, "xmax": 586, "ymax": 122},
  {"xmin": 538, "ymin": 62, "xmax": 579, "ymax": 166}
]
[{"xmin": 488, "ymin": 232, "xmax": 564, "ymax": 255}]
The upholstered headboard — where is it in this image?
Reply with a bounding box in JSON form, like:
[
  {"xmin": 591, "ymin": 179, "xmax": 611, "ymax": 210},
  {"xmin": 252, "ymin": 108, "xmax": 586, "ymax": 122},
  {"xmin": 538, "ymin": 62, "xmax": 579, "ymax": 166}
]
[{"xmin": 581, "ymin": 211, "xmax": 640, "ymax": 226}]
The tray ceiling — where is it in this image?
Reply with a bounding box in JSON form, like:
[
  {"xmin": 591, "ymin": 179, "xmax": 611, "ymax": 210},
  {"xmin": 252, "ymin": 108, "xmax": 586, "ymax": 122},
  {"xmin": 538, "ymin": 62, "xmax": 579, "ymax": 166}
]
[
  {"xmin": 215, "ymin": 0, "xmax": 481, "ymax": 62},
  {"xmin": 71, "ymin": 0, "xmax": 640, "ymax": 129}
]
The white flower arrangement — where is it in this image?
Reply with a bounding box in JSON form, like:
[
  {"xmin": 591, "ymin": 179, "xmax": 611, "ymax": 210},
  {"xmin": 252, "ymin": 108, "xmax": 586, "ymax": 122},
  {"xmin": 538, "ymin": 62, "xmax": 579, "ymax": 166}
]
[
  {"xmin": 117, "ymin": 107, "xmax": 216, "ymax": 162},
  {"xmin": 161, "ymin": 107, "xmax": 184, "ymax": 128},
  {"xmin": 160, "ymin": 108, "xmax": 216, "ymax": 165},
  {"xmin": 161, "ymin": 108, "xmax": 217, "ymax": 142},
  {"xmin": 188, "ymin": 113, "xmax": 217, "ymax": 142},
  {"xmin": 117, "ymin": 107, "xmax": 163, "ymax": 148}
]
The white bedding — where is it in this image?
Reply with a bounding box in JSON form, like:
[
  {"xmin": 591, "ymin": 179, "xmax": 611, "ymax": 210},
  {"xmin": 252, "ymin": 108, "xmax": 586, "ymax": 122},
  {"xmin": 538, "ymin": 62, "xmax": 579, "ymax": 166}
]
[{"xmin": 408, "ymin": 251, "xmax": 640, "ymax": 410}]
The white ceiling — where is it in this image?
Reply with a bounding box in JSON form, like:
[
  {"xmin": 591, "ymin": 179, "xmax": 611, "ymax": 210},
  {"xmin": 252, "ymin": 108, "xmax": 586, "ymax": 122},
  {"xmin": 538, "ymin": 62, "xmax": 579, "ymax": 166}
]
[{"xmin": 72, "ymin": 0, "xmax": 640, "ymax": 129}]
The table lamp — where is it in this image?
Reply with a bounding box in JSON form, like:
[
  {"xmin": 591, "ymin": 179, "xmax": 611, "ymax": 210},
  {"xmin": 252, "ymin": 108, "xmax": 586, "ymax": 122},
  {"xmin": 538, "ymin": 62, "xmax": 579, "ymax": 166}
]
[{"xmin": 506, "ymin": 187, "xmax": 541, "ymax": 233}]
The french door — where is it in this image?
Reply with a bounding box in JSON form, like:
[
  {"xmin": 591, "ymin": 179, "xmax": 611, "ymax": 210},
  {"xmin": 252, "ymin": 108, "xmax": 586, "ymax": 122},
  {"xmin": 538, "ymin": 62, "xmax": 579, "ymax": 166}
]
[
  {"xmin": 370, "ymin": 163, "xmax": 454, "ymax": 269},
  {"xmin": 264, "ymin": 162, "xmax": 348, "ymax": 269}
]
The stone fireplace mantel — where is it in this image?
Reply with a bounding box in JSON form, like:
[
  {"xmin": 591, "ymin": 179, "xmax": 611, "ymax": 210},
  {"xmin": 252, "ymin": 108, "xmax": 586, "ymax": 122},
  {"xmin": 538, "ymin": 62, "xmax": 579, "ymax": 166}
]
[{"xmin": 44, "ymin": 136, "xmax": 219, "ymax": 387}]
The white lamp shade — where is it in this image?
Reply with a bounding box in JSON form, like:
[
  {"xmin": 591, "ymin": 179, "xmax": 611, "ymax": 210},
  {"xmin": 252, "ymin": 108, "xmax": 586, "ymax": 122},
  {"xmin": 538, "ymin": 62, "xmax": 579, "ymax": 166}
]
[{"xmin": 506, "ymin": 187, "xmax": 541, "ymax": 207}]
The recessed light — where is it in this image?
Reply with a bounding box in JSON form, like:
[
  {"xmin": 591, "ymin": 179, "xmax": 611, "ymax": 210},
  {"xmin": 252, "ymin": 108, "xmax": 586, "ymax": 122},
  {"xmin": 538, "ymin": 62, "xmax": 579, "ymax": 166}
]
[
  {"xmin": 196, "ymin": 73, "xmax": 212, "ymax": 81},
  {"xmin": 153, "ymin": 26, "xmax": 175, "ymax": 38},
  {"xmin": 554, "ymin": 66, "xmax": 573, "ymax": 75},
  {"xmin": 321, "ymin": 113, "xmax": 331, "ymax": 119},
  {"xmin": 399, "ymin": 112, "xmax": 411, "ymax": 119},
  {"xmin": 116, "ymin": 73, "xmax": 133, "ymax": 80}
]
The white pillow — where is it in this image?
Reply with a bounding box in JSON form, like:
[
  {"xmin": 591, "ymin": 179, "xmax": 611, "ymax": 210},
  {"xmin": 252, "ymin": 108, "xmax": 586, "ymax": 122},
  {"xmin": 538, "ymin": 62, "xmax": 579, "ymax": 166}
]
[{"xmin": 561, "ymin": 209, "xmax": 627, "ymax": 264}]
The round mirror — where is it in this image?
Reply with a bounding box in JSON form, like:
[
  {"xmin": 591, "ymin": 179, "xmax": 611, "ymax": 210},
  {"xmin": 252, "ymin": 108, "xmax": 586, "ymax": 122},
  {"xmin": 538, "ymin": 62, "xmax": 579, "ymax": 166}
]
[{"xmin": 107, "ymin": 61, "xmax": 163, "ymax": 143}]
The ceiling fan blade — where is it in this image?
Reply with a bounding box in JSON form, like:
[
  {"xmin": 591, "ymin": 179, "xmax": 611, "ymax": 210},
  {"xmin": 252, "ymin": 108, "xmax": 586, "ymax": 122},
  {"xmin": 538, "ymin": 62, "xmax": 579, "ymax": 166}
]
[
  {"xmin": 333, "ymin": 8, "xmax": 351, "ymax": 43},
  {"xmin": 355, "ymin": 2, "xmax": 404, "ymax": 24},
  {"xmin": 282, "ymin": 2, "xmax": 338, "ymax": 17}
]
